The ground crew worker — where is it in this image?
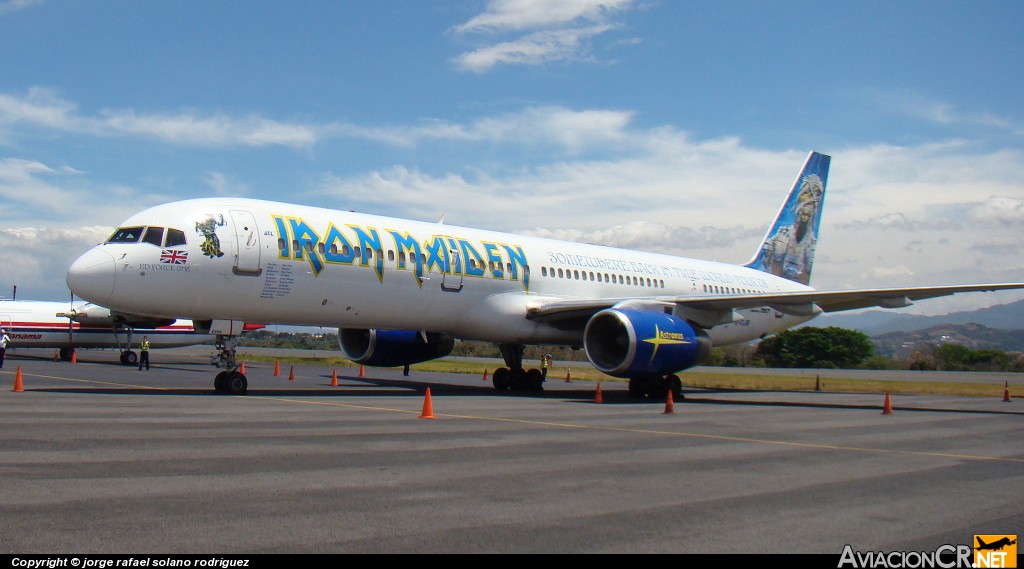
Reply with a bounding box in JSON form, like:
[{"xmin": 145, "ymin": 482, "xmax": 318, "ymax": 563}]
[
  {"xmin": 138, "ymin": 336, "xmax": 151, "ymax": 370},
  {"xmin": 0, "ymin": 328, "xmax": 9, "ymax": 369},
  {"xmin": 541, "ymin": 354, "xmax": 549, "ymax": 379}
]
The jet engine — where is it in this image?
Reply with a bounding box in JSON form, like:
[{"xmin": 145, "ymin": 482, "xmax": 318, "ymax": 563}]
[
  {"xmin": 583, "ymin": 308, "xmax": 711, "ymax": 378},
  {"xmin": 339, "ymin": 328, "xmax": 455, "ymax": 367}
]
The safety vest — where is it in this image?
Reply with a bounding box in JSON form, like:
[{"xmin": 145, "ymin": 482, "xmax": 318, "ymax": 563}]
[{"xmin": 140, "ymin": 340, "xmax": 150, "ymax": 352}]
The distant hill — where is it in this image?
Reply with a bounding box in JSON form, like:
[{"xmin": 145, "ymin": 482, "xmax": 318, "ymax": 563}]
[
  {"xmin": 815, "ymin": 298, "xmax": 1024, "ymax": 335},
  {"xmin": 871, "ymin": 322, "xmax": 1024, "ymax": 358}
]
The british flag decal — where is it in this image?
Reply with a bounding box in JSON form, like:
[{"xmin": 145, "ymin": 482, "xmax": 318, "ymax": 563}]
[{"xmin": 160, "ymin": 249, "xmax": 189, "ymax": 265}]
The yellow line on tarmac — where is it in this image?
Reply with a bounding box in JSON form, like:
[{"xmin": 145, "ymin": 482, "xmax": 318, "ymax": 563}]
[{"xmin": 5, "ymin": 369, "xmax": 171, "ymax": 390}]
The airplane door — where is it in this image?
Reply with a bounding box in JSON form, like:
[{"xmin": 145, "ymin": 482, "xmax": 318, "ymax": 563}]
[
  {"xmin": 230, "ymin": 210, "xmax": 262, "ymax": 276},
  {"xmin": 441, "ymin": 247, "xmax": 464, "ymax": 292}
]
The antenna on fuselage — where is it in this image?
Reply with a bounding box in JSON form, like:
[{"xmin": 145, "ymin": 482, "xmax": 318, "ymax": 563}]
[{"xmin": 437, "ymin": 214, "xmax": 445, "ymax": 224}]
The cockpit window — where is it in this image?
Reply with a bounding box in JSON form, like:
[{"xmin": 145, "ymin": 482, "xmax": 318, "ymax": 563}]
[
  {"xmin": 164, "ymin": 229, "xmax": 186, "ymax": 247},
  {"xmin": 107, "ymin": 227, "xmax": 145, "ymax": 243},
  {"xmin": 142, "ymin": 227, "xmax": 164, "ymax": 246}
]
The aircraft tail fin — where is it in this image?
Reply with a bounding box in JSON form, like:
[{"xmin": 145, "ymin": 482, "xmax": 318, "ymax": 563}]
[
  {"xmin": 744, "ymin": 151, "xmax": 831, "ymax": 286},
  {"xmin": 977, "ymin": 537, "xmax": 988, "ymax": 547}
]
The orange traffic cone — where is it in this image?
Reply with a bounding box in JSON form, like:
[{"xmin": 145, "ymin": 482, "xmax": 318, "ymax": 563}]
[
  {"xmin": 882, "ymin": 392, "xmax": 894, "ymax": 415},
  {"xmin": 482, "ymin": 369, "xmax": 488, "ymax": 381},
  {"xmin": 662, "ymin": 390, "xmax": 675, "ymax": 414},
  {"xmin": 359, "ymin": 365, "xmax": 365, "ymax": 378},
  {"xmin": 1003, "ymin": 381, "xmax": 1011, "ymax": 403},
  {"xmin": 814, "ymin": 374, "xmax": 821, "ymax": 391},
  {"xmin": 12, "ymin": 367, "xmax": 24, "ymax": 392},
  {"xmin": 273, "ymin": 359, "xmax": 280, "ymax": 377},
  {"xmin": 71, "ymin": 352, "xmax": 77, "ymax": 364},
  {"xmin": 288, "ymin": 366, "xmax": 296, "ymax": 381},
  {"xmin": 565, "ymin": 369, "xmax": 572, "ymax": 383},
  {"xmin": 419, "ymin": 388, "xmax": 435, "ymax": 419},
  {"xmin": 331, "ymin": 369, "xmax": 338, "ymax": 387},
  {"xmin": 594, "ymin": 383, "xmax": 603, "ymax": 404},
  {"xmin": 53, "ymin": 350, "xmax": 59, "ymax": 361},
  {"xmin": 239, "ymin": 361, "xmax": 246, "ymax": 374}
]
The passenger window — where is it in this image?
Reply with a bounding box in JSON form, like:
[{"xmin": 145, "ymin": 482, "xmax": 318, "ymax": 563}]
[
  {"xmin": 106, "ymin": 227, "xmax": 145, "ymax": 243},
  {"xmin": 318, "ymin": 243, "xmax": 325, "ymax": 255},
  {"xmin": 142, "ymin": 227, "xmax": 164, "ymax": 246},
  {"xmin": 164, "ymin": 229, "xmax": 187, "ymax": 247}
]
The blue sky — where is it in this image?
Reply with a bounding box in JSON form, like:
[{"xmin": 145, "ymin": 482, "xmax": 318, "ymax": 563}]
[{"xmin": 2, "ymin": 0, "xmax": 1023, "ymax": 315}]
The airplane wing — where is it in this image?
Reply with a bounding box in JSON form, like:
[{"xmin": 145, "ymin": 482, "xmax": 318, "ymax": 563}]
[{"xmin": 526, "ymin": 283, "xmax": 1024, "ymax": 329}]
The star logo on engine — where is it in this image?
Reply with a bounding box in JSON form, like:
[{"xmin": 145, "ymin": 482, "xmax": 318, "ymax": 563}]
[{"xmin": 643, "ymin": 325, "xmax": 691, "ymax": 362}]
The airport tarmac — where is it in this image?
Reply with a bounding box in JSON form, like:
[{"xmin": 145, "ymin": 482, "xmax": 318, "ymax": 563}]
[{"xmin": 0, "ymin": 349, "xmax": 1021, "ymax": 554}]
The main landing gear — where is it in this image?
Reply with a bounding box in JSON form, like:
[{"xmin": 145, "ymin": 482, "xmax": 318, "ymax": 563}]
[
  {"xmin": 491, "ymin": 343, "xmax": 545, "ymax": 392},
  {"xmin": 628, "ymin": 375, "xmax": 683, "ymax": 400},
  {"xmin": 212, "ymin": 335, "xmax": 247, "ymax": 395}
]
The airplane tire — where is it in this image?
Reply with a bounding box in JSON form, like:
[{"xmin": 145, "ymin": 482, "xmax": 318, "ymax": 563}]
[
  {"xmin": 668, "ymin": 375, "xmax": 683, "ymax": 399},
  {"xmin": 649, "ymin": 378, "xmax": 669, "ymax": 400},
  {"xmin": 214, "ymin": 371, "xmax": 227, "ymax": 393},
  {"xmin": 525, "ymin": 368, "xmax": 545, "ymax": 391},
  {"xmin": 121, "ymin": 351, "xmax": 138, "ymax": 366},
  {"xmin": 225, "ymin": 371, "xmax": 248, "ymax": 396},
  {"xmin": 492, "ymin": 367, "xmax": 511, "ymax": 391},
  {"xmin": 60, "ymin": 347, "xmax": 75, "ymax": 362}
]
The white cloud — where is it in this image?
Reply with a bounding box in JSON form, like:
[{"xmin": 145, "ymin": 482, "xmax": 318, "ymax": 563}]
[
  {"xmin": 0, "ymin": 158, "xmax": 81, "ymax": 219},
  {"xmin": 0, "ymin": 0, "xmax": 43, "ymax": 16},
  {"xmin": 968, "ymin": 196, "xmax": 1024, "ymax": 224},
  {"xmin": 450, "ymin": 0, "xmax": 638, "ymax": 72},
  {"xmin": 454, "ymin": 25, "xmax": 612, "ymax": 73},
  {"xmin": 0, "ymin": 225, "xmax": 112, "ymax": 300},
  {"xmin": 453, "ymin": 0, "xmax": 635, "ymax": 33},
  {"xmin": 204, "ymin": 172, "xmax": 250, "ymax": 197},
  {"xmin": 968, "ymin": 235, "xmax": 1022, "ymax": 255},
  {"xmin": 862, "ymin": 265, "xmax": 915, "ymax": 280},
  {"xmin": 0, "ymin": 89, "xmax": 323, "ymax": 148},
  {"xmin": 868, "ymin": 89, "xmax": 1023, "ymax": 137}
]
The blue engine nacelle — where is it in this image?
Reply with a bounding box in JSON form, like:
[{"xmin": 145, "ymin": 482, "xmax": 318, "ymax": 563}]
[
  {"xmin": 339, "ymin": 328, "xmax": 455, "ymax": 367},
  {"xmin": 583, "ymin": 308, "xmax": 711, "ymax": 379}
]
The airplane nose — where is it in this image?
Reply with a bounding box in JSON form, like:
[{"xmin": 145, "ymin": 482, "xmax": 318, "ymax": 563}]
[{"xmin": 66, "ymin": 247, "xmax": 116, "ymax": 305}]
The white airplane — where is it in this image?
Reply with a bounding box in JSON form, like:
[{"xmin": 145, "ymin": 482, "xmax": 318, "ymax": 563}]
[
  {"xmin": 65, "ymin": 152, "xmax": 1024, "ymax": 395},
  {"xmin": 0, "ymin": 298, "xmax": 218, "ymax": 365}
]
